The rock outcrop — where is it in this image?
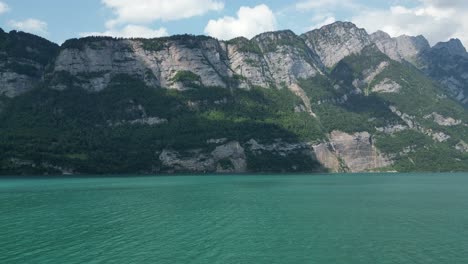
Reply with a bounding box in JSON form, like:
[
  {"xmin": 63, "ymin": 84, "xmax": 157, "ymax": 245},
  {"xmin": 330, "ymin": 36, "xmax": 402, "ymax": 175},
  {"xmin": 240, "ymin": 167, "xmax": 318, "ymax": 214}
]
[
  {"xmin": 53, "ymin": 36, "xmax": 231, "ymax": 91},
  {"xmin": 417, "ymin": 39, "xmax": 468, "ymax": 105},
  {"xmin": 0, "ymin": 29, "xmax": 59, "ymax": 97},
  {"xmin": 370, "ymin": 31, "xmax": 430, "ymax": 62},
  {"xmin": 329, "ymin": 131, "xmax": 393, "ymax": 172},
  {"xmin": 432, "ymin": 39, "xmax": 467, "ymax": 57},
  {"xmin": 312, "ymin": 143, "xmax": 342, "ymax": 172},
  {"xmin": 1, "ymin": 22, "xmax": 467, "ymax": 175},
  {"xmin": 424, "ymin": 112, "xmax": 462, "ymax": 126},
  {"xmin": 301, "ymin": 22, "xmax": 371, "ymax": 68},
  {"xmin": 372, "ymin": 78, "xmax": 401, "ymax": 93},
  {"xmin": 159, "ymin": 141, "xmax": 247, "ymax": 173},
  {"xmin": 456, "ymin": 141, "xmax": 468, "ymax": 153}
]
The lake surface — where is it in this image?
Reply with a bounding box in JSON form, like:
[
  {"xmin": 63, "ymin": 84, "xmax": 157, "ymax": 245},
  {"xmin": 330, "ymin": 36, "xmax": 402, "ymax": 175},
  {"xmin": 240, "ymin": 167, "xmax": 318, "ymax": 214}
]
[{"xmin": 1, "ymin": 173, "xmax": 468, "ymax": 264}]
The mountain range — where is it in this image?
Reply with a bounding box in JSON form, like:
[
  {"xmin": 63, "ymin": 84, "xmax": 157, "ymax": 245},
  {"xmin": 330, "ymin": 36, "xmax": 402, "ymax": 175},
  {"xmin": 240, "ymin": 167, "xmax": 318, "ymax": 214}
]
[{"xmin": 0, "ymin": 21, "xmax": 467, "ymax": 175}]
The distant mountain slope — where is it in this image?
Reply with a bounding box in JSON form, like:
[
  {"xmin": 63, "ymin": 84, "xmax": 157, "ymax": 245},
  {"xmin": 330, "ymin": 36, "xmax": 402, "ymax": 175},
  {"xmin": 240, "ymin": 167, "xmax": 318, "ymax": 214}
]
[
  {"xmin": 0, "ymin": 29, "xmax": 59, "ymax": 97},
  {"xmin": 0, "ymin": 22, "xmax": 467, "ymax": 175}
]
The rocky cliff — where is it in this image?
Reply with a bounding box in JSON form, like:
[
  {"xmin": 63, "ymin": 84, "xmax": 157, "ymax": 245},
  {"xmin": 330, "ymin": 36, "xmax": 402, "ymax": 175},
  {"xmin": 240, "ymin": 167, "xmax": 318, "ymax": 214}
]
[
  {"xmin": 370, "ymin": 31, "xmax": 430, "ymax": 63},
  {"xmin": 0, "ymin": 29, "xmax": 58, "ymax": 97},
  {"xmin": 0, "ymin": 22, "xmax": 467, "ymax": 175},
  {"xmin": 417, "ymin": 39, "xmax": 468, "ymax": 104},
  {"xmin": 301, "ymin": 21, "xmax": 371, "ymax": 68}
]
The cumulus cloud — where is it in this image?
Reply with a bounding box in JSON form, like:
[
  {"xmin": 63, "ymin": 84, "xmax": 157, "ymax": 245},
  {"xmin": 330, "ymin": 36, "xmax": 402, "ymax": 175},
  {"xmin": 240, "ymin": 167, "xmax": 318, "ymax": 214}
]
[
  {"xmin": 102, "ymin": 0, "xmax": 224, "ymax": 25},
  {"xmin": 296, "ymin": 0, "xmax": 357, "ymax": 10},
  {"xmin": 80, "ymin": 24, "xmax": 168, "ymax": 38},
  {"xmin": 8, "ymin": 19, "xmax": 48, "ymax": 35},
  {"xmin": 351, "ymin": 2, "xmax": 468, "ymax": 46},
  {"xmin": 296, "ymin": 0, "xmax": 468, "ymax": 47},
  {"xmin": 309, "ymin": 16, "xmax": 336, "ymax": 31},
  {"xmin": 296, "ymin": 0, "xmax": 359, "ymax": 32},
  {"xmin": 204, "ymin": 4, "xmax": 277, "ymax": 40},
  {"xmin": 0, "ymin": 1, "xmax": 9, "ymax": 14},
  {"xmin": 420, "ymin": 0, "xmax": 468, "ymax": 9}
]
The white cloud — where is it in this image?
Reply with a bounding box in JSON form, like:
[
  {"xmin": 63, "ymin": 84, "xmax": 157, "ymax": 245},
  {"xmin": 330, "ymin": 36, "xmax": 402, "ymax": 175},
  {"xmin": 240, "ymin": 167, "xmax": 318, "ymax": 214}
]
[
  {"xmin": 80, "ymin": 24, "xmax": 168, "ymax": 38},
  {"xmin": 0, "ymin": 1, "xmax": 9, "ymax": 14},
  {"xmin": 204, "ymin": 4, "xmax": 277, "ymax": 40},
  {"xmin": 351, "ymin": 2, "xmax": 468, "ymax": 46},
  {"xmin": 296, "ymin": 0, "xmax": 357, "ymax": 10},
  {"xmin": 308, "ymin": 16, "xmax": 336, "ymax": 31},
  {"xmin": 295, "ymin": 0, "xmax": 468, "ymax": 47},
  {"xmin": 420, "ymin": 0, "xmax": 468, "ymax": 9},
  {"xmin": 8, "ymin": 19, "xmax": 48, "ymax": 35},
  {"xmin": 102, "ymin": 0, "xmax": 224, "ymax": 25},
  {"xmin": 295, "ymin": 0, "xmax": 359, "ymax": 33}
]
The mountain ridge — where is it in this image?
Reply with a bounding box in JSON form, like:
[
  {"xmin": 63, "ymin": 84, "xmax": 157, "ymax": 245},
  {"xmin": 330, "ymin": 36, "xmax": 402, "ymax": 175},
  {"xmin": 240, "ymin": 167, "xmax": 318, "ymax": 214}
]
[{"xmin": 0, "ymin": 21, "xmax": 467, "ymax": 175}]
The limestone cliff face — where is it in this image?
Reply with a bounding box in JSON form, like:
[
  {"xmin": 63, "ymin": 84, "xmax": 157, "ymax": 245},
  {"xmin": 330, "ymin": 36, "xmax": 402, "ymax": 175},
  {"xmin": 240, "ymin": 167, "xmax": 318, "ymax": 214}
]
[
  {"xmin": 52, "ymin": 37, "xmax": 231, "ymax": 91},
  {"xmin": 369, "ymin": 32, "xmax": 468, "ymax": 105},
  {"xmin": 301, "ymin": 22, "xmax": 371, "ymax": 68},
  {"xmin": 370, "ymin": 31, "xmax": 430, "ymax": 62},
  {"xmin": 159, "ymin": 141, "xmax": 247, "ymax": 173},
  {"xmin": 329, "ymin": 131, "xmax": 392, "ymax": 172},
  {"xmin": 252, "ymin": 30, "xmax": 324, "ymax": 85},
  {"xmin": 432, "ymin": 39, "xmax": 467, "ymax": 57},
  {"xmin": 52, "ymin": 31, "xmax": 325, "ymax": 102},
  {"xmin": 0, "ymin": 69, "xmax": 40, "ymax": 98},
  {"xmin": 4, "ymin": 22, "xmax": 468, "ymax": 108},
  {"xmin": 51, "ymin": 31, "xmax": 327, "ymax": 119},
  {"xmin": 0, "ymin": 29, "xmax": 59, "ymax": 97},
  {"xmin": 417, "ymin": 39, "xmax": 468, "ymax": 104},
  {"xmin": 251, "ymin": 30, "xmax": 324, "ymax": 116},
  {"xmin": 225, "ymin": 37, "xmax": 273, "ymax": 88},
  {"xmin": 2, "ymin": 23, "xmax": 467, "ymax": 175}
]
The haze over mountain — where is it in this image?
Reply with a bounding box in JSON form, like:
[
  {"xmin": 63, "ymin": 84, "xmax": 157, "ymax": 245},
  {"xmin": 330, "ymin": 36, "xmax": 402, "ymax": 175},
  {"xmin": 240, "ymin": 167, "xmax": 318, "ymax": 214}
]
[{"xmin": 0, "ymin": 21, "xmax": 467, "ymax": 175}]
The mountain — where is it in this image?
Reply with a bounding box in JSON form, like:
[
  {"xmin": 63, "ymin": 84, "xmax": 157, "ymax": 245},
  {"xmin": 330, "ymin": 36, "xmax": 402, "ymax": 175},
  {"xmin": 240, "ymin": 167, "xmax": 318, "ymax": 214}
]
[
  {"xmin": 370, "ymin": 30, "xmax": 430, "ymax": 63},
  {"xmin": 417, "ymin": 39, "xmax": 468, "ymax": 104},
  {"xmin": 0, "ymin": 22, "xmax": 467, "ymax": 175},
  {"xmin": 369, "ymin": 31, "xmax": 468, "ymax": 105},
  {"xmin": 0, "ymin": 29, "xmax": 59, "ymax": 97}
]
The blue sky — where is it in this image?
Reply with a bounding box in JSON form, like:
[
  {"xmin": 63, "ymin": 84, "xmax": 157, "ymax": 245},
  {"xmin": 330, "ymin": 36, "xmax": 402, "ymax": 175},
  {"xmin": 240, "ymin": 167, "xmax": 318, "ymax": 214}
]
[{"xmin": 0, "ymin": 0, "xmax": 467, "ymax": 46}]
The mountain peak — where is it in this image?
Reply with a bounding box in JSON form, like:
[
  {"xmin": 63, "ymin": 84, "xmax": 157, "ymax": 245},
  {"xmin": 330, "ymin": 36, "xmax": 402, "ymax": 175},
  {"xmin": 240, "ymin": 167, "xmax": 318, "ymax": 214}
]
[
  {"xmin": 320, "ymin": 21, "xmax": 360, "ymax": 30},
  {"xmin": 252, "ymin": 30, "xmax": 297, "ymax": 41},
  {"xmin": 301, "ymin": 21, "xmax": 371, "ymax": 67},
  {"xmin": 370, "ymin": 32, "xmax": 429, "ymax": 62},
  {"xmin": 370, "ymin": 30, "xmax": 392, "ymax": 40},
  {"xmin": 433, "ymin": 38, "xmax": 467, "ymax": 56}
]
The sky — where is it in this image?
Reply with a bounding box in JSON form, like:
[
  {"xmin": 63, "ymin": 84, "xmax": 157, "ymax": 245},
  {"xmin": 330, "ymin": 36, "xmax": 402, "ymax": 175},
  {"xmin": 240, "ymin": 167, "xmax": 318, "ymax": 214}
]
[{"xmin": 0, "ymin": 0, "xmax": 467, "ymax": 47}]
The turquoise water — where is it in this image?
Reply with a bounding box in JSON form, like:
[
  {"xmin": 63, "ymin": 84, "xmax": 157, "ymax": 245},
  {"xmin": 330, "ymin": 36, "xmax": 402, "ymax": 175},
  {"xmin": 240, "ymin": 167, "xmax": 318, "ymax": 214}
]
[{"xmin": 1, "ymin": 173, "xmax": 468, "ymax": 264}]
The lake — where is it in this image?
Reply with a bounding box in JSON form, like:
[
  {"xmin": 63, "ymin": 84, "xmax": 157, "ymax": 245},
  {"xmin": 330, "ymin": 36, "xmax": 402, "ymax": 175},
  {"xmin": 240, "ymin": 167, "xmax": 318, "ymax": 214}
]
[{"xmin": 1, "ymin": 173, "xmax": 468, "ymax": 263}]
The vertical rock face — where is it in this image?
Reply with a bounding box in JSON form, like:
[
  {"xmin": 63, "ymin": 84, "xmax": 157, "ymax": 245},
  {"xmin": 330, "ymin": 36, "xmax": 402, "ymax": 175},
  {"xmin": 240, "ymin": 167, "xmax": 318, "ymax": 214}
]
[
  {"xmin": 312, "ymin": 143, "xmax": 342, "ymax": 172},
  {"xmin": 0, "ymin": 71, "xmax": 40, "ymax": 97},
  {"xmin": 2, "ymin": 23, "xmax": 468, "ymax": 175},
  {"xmin": 211, "ymin": 141, "xmax": 247, "ymax": 172},
  {"xmin": 418, "ymin": 39, "xmax": 468, "ymax": 104},
  {"xmin": 252, "ymin": 30, "xmax": 324, "ymax": 85},
  {"xmin": 158, "ymin": 141, "xmax": 247, "ymax": 173},
  {"xmin": 370, "ymin": 31, "xmax": 430, "ymax": 62},
  {"xmin": 251, "ymin": 30, "xmax": 324, "ymax": 116},
  {"xmin": 52, "ymin": 39, "xmax": 152, "ymax": 91},
  {"xmin": 52, "ymin": 31, "xmax": 327, "ymax": 93},
  {"xmin": 329, "ymin": 131, "xmax": 392, "ymax": 172},
  {"xmin": 301, "ymin": 22, "xmax": 371, "ymax": 68},
  {"xmin": 53, "ymin": 36, "xmax": 231, "ymax": 91},
  {"xmin": 225, "ymin": 37, "xmax": 274, "ymax": 88},
  {"xmin": 151, "ymin": 37, "xmax": 231, "ymax": 89},
  {"xmin": 432, "ymin": 39, "xmax": 467, "ymax": 57},
  {"xmin": 0, "ymin": 29, "xmax": 59, "ymax": 97},
  {"xmin": 370, "ymin": 32, "xmax": 467, "ymax": 105}
]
